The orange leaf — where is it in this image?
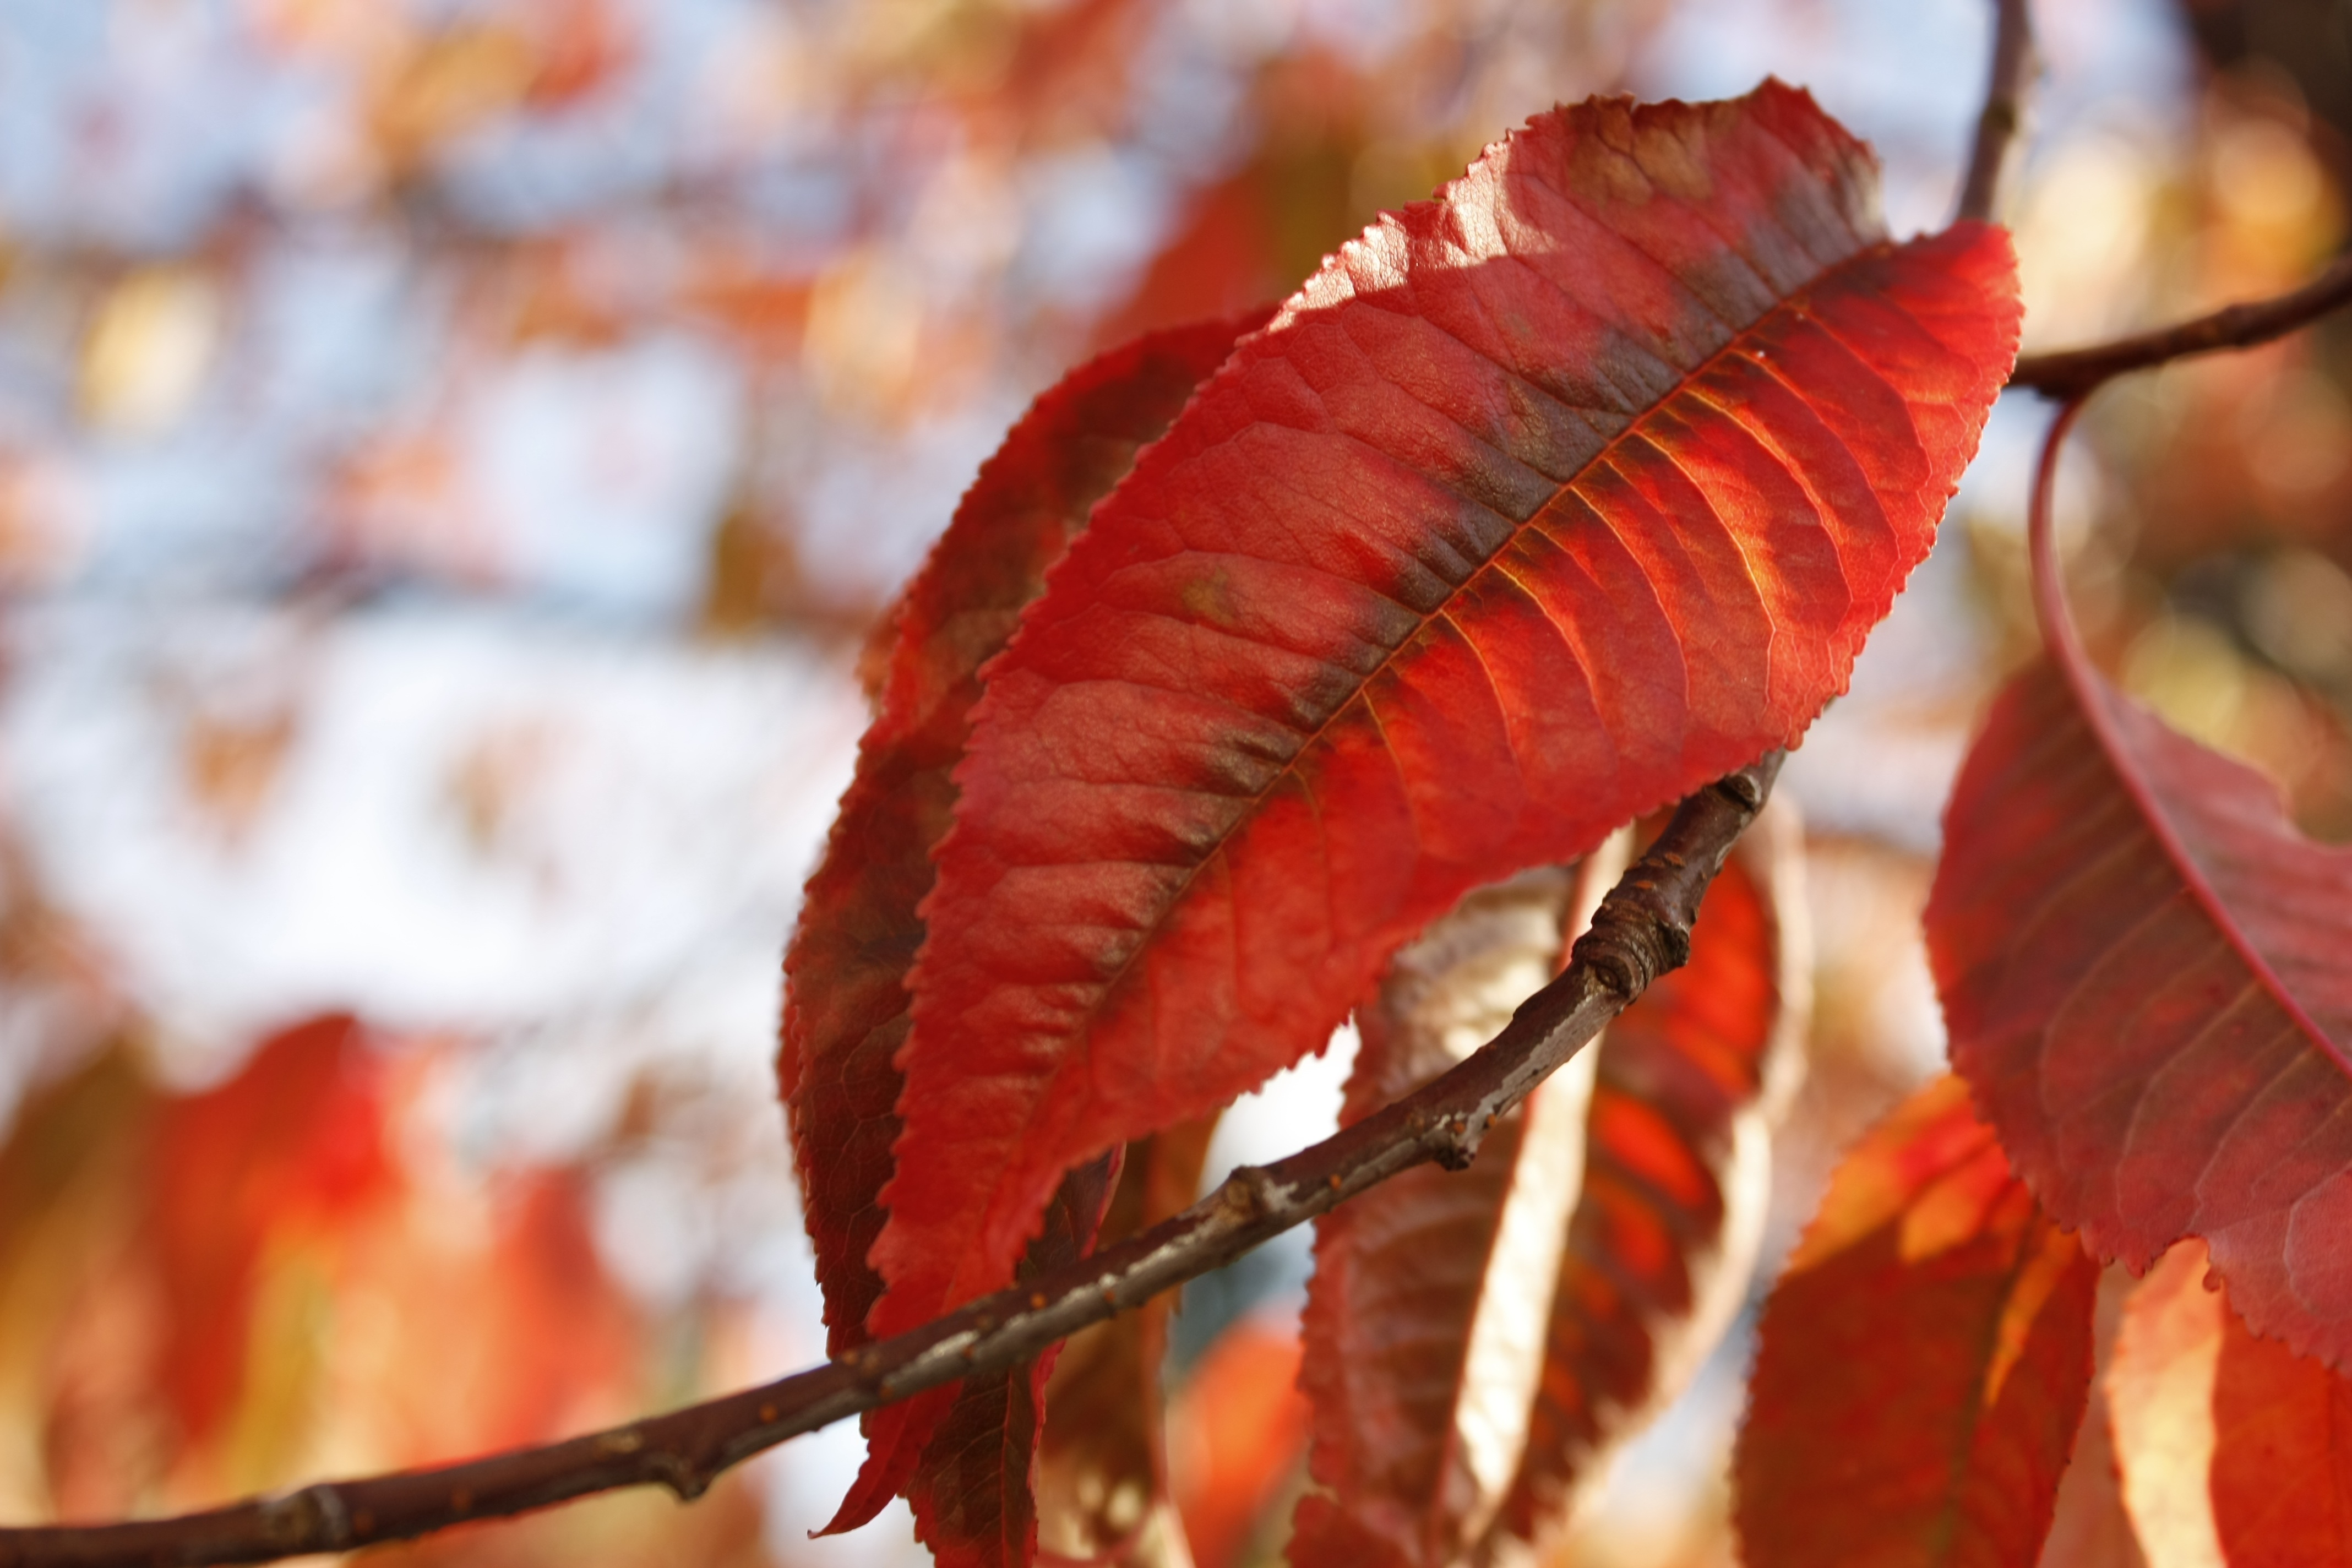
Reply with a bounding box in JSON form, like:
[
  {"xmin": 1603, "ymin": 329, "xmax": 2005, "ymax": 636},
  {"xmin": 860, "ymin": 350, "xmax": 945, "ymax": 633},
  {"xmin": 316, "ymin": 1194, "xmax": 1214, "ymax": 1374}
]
[
  {"xmin": 145, "ymin": 1015, "xmax": 394, "ymax": 1451},
  {"xmin": 1735, "ymin": 1075, "xmax": 2099, "ymax": 1568},
  {"xmin": 1171, "ymin": 1315, "xmax": 1313, "ymax": 1568},
  {"xmin": 2111, "ymin": 1239, "xmax": 2352, "ymax": 1568}
]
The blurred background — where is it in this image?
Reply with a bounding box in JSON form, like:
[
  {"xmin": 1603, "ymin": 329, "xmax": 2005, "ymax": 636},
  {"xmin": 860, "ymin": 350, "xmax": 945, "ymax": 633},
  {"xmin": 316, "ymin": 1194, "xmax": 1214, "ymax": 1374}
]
[{"xmin": 0, "ymin": 0, "xmax": 2345, "ymax": 1565}]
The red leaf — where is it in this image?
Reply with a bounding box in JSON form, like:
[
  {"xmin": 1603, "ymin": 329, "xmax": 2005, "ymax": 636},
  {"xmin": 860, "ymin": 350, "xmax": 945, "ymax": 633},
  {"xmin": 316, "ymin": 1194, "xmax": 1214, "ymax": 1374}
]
[
  {"xmin": 873, "ymin": 90, "xmax": 2019, "ymax": 1512},
  {"xmin": 145, "ymin": 1015, "xmax": 394, "ymax": 1449},
  {"xmin": 1927, "ymin": 406, "xmax": 2352, "ymax": 1370},
  {"xmin": 1495, "ymin": 808, "xmax": 1806, "ymax": 1545},
  {"xmin": 1294, "ymin": 859, "xmax": 1609, "ymax": 1568},
  {"xmin": 906, "ymin": 1151, "xmax": 1121, "ymax": 1568},
  {"xmin": 780, "ymin": 314, "xmax": 1266, "ymax": 1358},
  {"xmin": 2111, "ymin": 1239, "xmax": 2352, "ymax": 1567},
  {"xmin": 1734, "ymin": 1075, "xmax": 2099, "ymax": 1568}
]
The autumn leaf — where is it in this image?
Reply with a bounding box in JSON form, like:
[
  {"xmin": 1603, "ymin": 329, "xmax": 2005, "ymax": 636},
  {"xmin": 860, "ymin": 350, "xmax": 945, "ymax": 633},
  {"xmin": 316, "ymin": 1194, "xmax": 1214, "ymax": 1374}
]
[
  {"xmin": 1293, "ymin": 854, "xmax": 1616, "ymax": 1568},
  {"xmin": 866, "ymin": 85, "xmax": 2019, "ymax": 1518},
  {"xmin": 779, "ymin": 312, "xmax": 1267, "ymax": 1359},
  {"xmin": 2110, "ymin": 1238, "xmax": 2352, "ymax": 1568},
  {"xmin": 1735, "ymin": 1075, "xmax": 2099, "ymax": 1568},
  {"xmin": 1494, "ymin": 807, "xmax": 1806, "ymax": 1547},
  {"xmin": 1927, "ymin": 407, "xmax": 2352, "ymax": 1371},
  {"xmin": 145, "ymin": 1015, "xmax": 396, "ymax": 1455},
  {"xmin": 0, "ymin": 1046, "xmax": 157, "ymax": 1520}
]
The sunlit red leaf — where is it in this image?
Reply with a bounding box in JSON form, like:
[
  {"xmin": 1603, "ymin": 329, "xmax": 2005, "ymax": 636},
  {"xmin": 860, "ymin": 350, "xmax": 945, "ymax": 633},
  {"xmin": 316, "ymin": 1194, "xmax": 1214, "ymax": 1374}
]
[
  {"xmin": 1735, "ymin": 1075, "xmax": 2098, "ymax": 1568},
  {"xmin": 872, "ymin": 87, "xmax": 2018, "ymax": 1513},
  {"xmin": 779, "ymin": 314, "xmax": 1266, "ymax": 1360},
  {"xmin": 1036, "ymin": 1119, "xmax": 1222, "ymax": 1565},
  {"xmin": 1494, "ymin": 809, "xmax": 1806, "ymax": 1547},
  {"xmin": 1928, "ymin": 413, "xmax": 2352, "ymax": 1370},
  {"xmin": 145, "ymin": 1015, "xmax": 395, "ymax": 1451},
  {"xmin": 1294, "ymin": 860, "xmax": 1607, "ymax": 1568},
  {"xmin": 2110, "ymin": 1239, "xmax": 2352, "ymax": 1568}
]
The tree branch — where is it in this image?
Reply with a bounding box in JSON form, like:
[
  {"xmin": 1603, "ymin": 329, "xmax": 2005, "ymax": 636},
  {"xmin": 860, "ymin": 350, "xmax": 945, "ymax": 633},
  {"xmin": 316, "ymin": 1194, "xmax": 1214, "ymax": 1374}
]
[
  {"xmin": 1956, "ymin": 0, "xmax": 2034, "ymax": 224},
  {"xmin": 0, "ymin": 755, "xmax": 1783, "ymax": 1568},
  {"xmin": 2010, "ymin": 251, "xmax": 2352, "ymax": 398}
]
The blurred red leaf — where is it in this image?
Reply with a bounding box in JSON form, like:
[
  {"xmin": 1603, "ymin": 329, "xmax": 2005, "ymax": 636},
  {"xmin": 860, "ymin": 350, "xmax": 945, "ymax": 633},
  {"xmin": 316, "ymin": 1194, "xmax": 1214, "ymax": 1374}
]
[
  {"xmin": 455, "ymin": 1170, "xmax": 644, "ymax": 1457},
  {"xmin": 781, "ymin": 314, "xmax": 1265, "ymax": 1362},
  {"xmin": 872, "ymin": 80, "xmax": 2017, "ymax": 1501},
  {"xmin": 1496, "ymin": 812, "xmax": 1806, "ymax": 1545},
  {"xmin": 1929, "ymin": 415, "xmax": 2352, "ymax": 1371},
  {"xmin": 2110, "ymin": 1239, "xmax": 2352, "ymax": 1568},
  {"xmin": 1735, "ymin": 1075, "xmax": 2098, "ymax": 1568},
  {"xmin": 145, "ymin": 1015, "xmax": 395, "ymax": 1451},
  {"xmin": 1171, "ymin": 1315, "xmax": 1313, "ymax": 1568}
]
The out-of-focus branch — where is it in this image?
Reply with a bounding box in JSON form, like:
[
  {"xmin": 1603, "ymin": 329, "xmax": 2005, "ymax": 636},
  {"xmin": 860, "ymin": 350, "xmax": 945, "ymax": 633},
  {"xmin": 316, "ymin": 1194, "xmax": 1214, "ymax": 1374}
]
[
  {"xmin": 2009, "ymin": 252, "xmax": 2352, "ymax": 398},
  {"xmin": 0, "ymin": 755, "xmax": 1784, "ymax": 1568},
  {"xmin": 1956, "ymin": 0, "xmax": 2035, "ymax": 223}
]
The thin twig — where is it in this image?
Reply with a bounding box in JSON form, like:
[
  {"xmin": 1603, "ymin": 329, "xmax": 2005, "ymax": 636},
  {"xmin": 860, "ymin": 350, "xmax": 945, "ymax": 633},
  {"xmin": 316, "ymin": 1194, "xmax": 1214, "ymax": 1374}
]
[
  {"xmin": 0, "ymin": 754, "xmax": 1783, "ymax": 1568},
  {"xmin": 2008, "ymin": 251, "xmax": 2352, "ymax": 399},
  {"xmin": 1956, "ymin": 0, "xmax": 2035, "ymax": 224}
]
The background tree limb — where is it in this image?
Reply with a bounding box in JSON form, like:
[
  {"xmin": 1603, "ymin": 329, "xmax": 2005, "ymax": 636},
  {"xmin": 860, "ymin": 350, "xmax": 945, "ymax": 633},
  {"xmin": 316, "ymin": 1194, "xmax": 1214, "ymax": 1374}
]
[
  {"xmin": 1956, "ymin": 0, "xmax": 2034, "ymax": 224},
  {"xmin": 2008, "ymin": 250, "xmax": 2352, "ymax": 398}
]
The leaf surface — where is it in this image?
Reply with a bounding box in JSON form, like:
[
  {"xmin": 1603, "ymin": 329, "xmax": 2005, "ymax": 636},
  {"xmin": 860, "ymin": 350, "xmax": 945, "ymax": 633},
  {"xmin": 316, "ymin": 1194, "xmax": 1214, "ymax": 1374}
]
[
  {"xmin": 780, "ymin": 313, "xmax": 1264, "ymax": 1357},
  {"xmin": 1735, "ymin": 1075, "xmax": 2099, "ymax": 1568},
  {"xmin": 2111, "ymin": 1239, "xmax": 2352, "ymax": 1568},
  {"xmin": 874, "ymin": 89, "xmax": 2021, "ymax": 1496},
  {"xmin": 1494, "ymin": 809, "xmax": 1806, "ymax": 1546},
  {"xmin": 1928, "ymin": 421, "xmax": 2352, "ymax": 1370}
]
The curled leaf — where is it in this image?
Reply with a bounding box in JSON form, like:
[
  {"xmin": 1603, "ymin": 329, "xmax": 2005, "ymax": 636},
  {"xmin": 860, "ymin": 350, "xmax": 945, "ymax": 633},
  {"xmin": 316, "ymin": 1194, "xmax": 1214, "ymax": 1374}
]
[
  {"xmin": 1495, "ymin": 805, "xmax": 1807, "ymax": 1547},
  {"xmin": 1294, "ymin": 854, "xmax": 1615, "ymax": 1568}
]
